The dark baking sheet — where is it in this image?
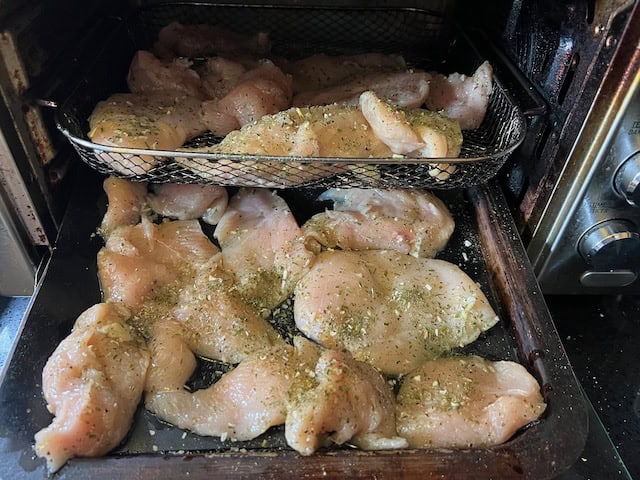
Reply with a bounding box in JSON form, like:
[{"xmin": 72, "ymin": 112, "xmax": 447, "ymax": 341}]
[{"xmin": 0, "ymin": 165, "xmax": 587, "ymax": 479}]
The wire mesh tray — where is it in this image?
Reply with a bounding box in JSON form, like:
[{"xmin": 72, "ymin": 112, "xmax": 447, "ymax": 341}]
[{"xmin": 56, "ymin": 4, "xmax": 527, "ymax": 189}]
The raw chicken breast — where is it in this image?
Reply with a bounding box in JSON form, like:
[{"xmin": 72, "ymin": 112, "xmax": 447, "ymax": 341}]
[
  {"xmin": 173, "ymin": 256, "xmax": 286, "ymax": 364},
  {"xmin": 396, "ymin": 355, "xmax": 546, "ymax": 448},
  {"xmin": 154, "ymin": 22, "xmax": 271, "ymax": 59},
  {"xmin": 89, "ymin": 93, "xmax": 207, "ymax": 174},
  {"xmin": 294, "ymin": 250, "xmax": 499, "ymax": 376},
  {"xmin": 286, "ymin": 348, "xmax": 408, "ymax": 455},
  {"xmin": 426, "ymin": 61, "xmax": 493, "ymax": 130},
  {"xmin": 127, "ymin": 50, "xmax": 206, "ymax": 99},
  {"xmin": 145, "ymin": 328, "xmax": 313, "ymax": 442},
  {"xmin": 214, "ymin": 188, "xmax": 314, "ymax": 316},
  {"xmin": 147, "ymin": 183, "xmax": 228, "ymax": 225},
  {"xmin": 293, "ymin": 71, "xmax": 430, "ymax": 108},
  {"xmin": 286, "ymin": 53, "xmax": 407, "ymax": 93},
  {"xmin": 202, "ymin": 59, "xmax": 292, "ymax": 135},
  {"xmin": 34, "ymin": 303, "xmax": 149, "ymax": 473},
  {"xmin": 97, "ymin": 217, "xmax": 219, "ymax": 312},
  {"xmin": 99, "ymin": 177, "xmax": 147, "ymax": 237},
  {"xmin": 303, "ymin": 188, "xmax": 455, "ymax": 257}
]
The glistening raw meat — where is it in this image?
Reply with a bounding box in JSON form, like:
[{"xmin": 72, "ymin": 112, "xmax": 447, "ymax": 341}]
[
  {"xmin": 302, "ymin": 188, "xmax": 455, "ymax": 257},
  {"xmin": 396, "ymin": 355, "xmax": 546, "ymax": 447},
  {"xmin": 286, "ymin": 348, "xmax": 408, "ymax": 455},
  {"xmin": 34, "ymin": 303, "xmax": 149, "ymax": 473},
  {"xmin": 88, "ymin": 93, "xmax": 207, "ymax": 174},
  {"xmin": 294, "ymin": 250, "xmax": 499, "ymax": 376}
]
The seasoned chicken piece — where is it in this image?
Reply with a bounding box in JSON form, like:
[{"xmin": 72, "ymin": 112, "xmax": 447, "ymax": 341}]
[
  {"xmin": 173, "ymin": 256, "xmax": 286, "ymax": 364},
  {"xmin": 286, "ymin": 53, "xmax": 407, "ymax": 93},
  {"xmin": 303, "ymin": 188, "xmax": 455, "ymax": 257},
  {"xmin": 97, "ymin": 217, "xmax": 219, "ymax": 312},
  {"xmin": 214, "ymin": 188, "xmax": 314, "ymax": 316},
  {"xmin": 396, "ymin": 355, "xmax": 546, "ymax": 448},
  {"xmin": 145, "ymin": 327, "xmax": 312, "ymax": 441},
  {"xmin": 286, "ymin": 348, "xmax": 408, "ymax": 455},
  {"xmin": 198, "ymin": 56, "xmax": 248, "ymax": 100},
  {"xmin": 34, "ymin": 303, "xmax": 149, "ymax": 473},
  {"xmin": 99, "ymin": 177, "xmax": 147, "ymax": 238},
  {"xmin": 426, "ymin": 61, "xmax": 493, "ymax": 130},
  {"xmin": 180, "ymin": 92, "xmax": 461, "ymax": 186},
  {"xmin": 293, "ymin": 71, "xmax": 430, "ymax": 108},
  {"xmin": 294, "ymin": 250, "xmax": 499, "ymax": 376},
  {"xmin": 202, "ymin": 59, "xmax": 292, "ymax": 135},
  {"xmin": 88, "ymin": 93, "xmax": 207, "ymax": 174},
  {"xmin": 360, "ymin": 90, "xmax": 462, "ymax": 158},
  {"xmin": 154, "ymin": 21, "xmax": 270, "ymax": 59},
  {"xmin": 147, "ymin": 183, "xmax": 228, "ymax": 225},
  {"xmin": 127, "ymin": 50, "xmax": 206, "ymax": 99}
]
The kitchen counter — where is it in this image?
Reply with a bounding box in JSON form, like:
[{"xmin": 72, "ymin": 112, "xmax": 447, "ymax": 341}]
[{"xmin": 548, "ymin": 295, "xmax": 639, "ymax": 479}]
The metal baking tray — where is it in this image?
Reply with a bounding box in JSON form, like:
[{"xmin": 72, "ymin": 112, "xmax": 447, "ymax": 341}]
[
  {"xmin": 56, "ymin": 4, "xmax": 526, "ymax": 189},
  {"xmin": 0, "ymin": 167, "xmax": 587, "ymax": 479}
]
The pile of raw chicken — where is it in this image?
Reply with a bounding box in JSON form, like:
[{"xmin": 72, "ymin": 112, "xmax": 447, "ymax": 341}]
[
  {"xmin": 35, "ymin": 23, "xmax": 545, "ymax": 473},
  {"xmin": 34, "ymin": 178, "xmax": 546, "ymax": 472},
  {"xmin": 87, "ymin": 22, "xmax": 492, "ymax": 182}
]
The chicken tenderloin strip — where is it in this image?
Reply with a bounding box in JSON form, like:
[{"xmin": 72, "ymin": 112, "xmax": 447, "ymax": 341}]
[
  {"xmin": 99, "ymin": 177, "xmax": 148, "ymax": 238},
  {"xmin": 145, "ymin": 327, "xmax": 315, "ymax": 442},
  {"xmin": 426, "ymin": 61, "xmax": 494, "ymax": 130},
  {"xmin": 34, "ymin": 303, "xmax": 149, "ymax": 473},
  {"xmin": 127, "ymin": 50, "xmax": 206, "ymax": 99},
  {"xmin": 153, "ymin": 21, "xmax": 271, "ymax": 59},
  {"xmin": 286, "ymin": 52, "xmax": 407, "ymax": 93},
  {"xmin": 293, "ymin": 70, "xmax": 430, "ymax": 108}
]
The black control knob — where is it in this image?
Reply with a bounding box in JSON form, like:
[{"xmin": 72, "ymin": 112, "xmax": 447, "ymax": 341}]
[
  {"xmin": 614, "ymin": 152, "xmax": 640, "ymax": 206},
  {"xmin": 578, "ymin": 220, "xmax": 640, "ymax": 270}
]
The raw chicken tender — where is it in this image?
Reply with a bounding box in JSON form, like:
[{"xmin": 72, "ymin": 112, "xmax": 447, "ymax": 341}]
[
  {"xmin": 202, "ymin": 59, "xmax": 292, "ymax": 135},
  {"xmin": 360, "ymin": 90, "xmax": 462, "ymax": 158},
  {"xmin": 198, "ymin": 57, "xmax": 248, "ymax": 100},
  {"xmin": 294, "ymin": 250, "xmax": 499, "ymax": 376},
  {"xmin": 396, "ymin": 355, "xmax": 546, "ymax": 448},
  {"xmin": 214, "ymin": 188, "xmax": 314, "ymax": 316},
  {"xmin": 127, "ymin": 50, "xmax": 206, "ymax": 99},
  {"xmin": 35, "ymin": 303, "xmax": 149, "ymax": 473},
  {"xmin": 286, "ymin": 53, "xmax": 407, "ymax": 93},
  {"xmin": 426, "ymin": 61, "xmax": 493, "ymax": 130},
  {"xmin": 145, "ymin": 328, "xmax": 311, "ymax": 441},
  {"xmin": 100, "ymin": 177, "xmax": 147, "ymax": 237},
  {"xmin": 286, "ymin": 348, "xmax": 408, "ymax": 455},
  {"xmin": 97, "ymin": 217, "xmax": 219, "ymax": 312},
  {"xmin": 154, "ymin": 21, "xmax": 271, "ymax": 59},
  {"xmin": 147, "ymin": 183, "xmax": 228, "ymax": 225},
  {"xmin": 88, "ymin": 93, "xmax": 207, "ymax": 174},
  {"xmin": 303, "ymin": 188, "xmax": 455, "ymax": 257},
  {"xmin": 293, "ymin": 71, "xmax": 430, "ymax": 108}
]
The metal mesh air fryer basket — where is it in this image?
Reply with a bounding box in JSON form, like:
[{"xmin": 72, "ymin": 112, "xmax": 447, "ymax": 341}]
[{"xmin": 56, "ymin": 4, "xmax": 527, "ymax": 189}]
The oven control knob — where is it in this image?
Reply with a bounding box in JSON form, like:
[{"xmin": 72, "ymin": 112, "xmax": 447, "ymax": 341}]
[
  {"xmin": 578, "ymin": 220, "xmax": 640, "ymax": 270},
  {"xmin": 614, "ymin": 152, "xmax": 640, "ymax": 205}
]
